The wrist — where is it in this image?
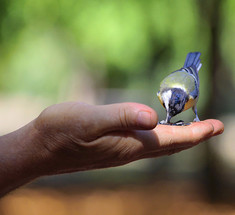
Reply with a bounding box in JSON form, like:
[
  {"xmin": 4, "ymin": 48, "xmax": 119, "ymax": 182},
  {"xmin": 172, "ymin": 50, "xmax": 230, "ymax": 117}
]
[{"xmin": 0, "ymin": 120, "xmax": 49, "ymax": 196}]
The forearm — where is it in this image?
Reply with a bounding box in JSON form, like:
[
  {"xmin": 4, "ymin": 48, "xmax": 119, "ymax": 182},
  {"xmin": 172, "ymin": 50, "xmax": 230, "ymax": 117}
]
[{"xmin": 0, "ymin": 121, "xmax": 44, "ymax": 197}]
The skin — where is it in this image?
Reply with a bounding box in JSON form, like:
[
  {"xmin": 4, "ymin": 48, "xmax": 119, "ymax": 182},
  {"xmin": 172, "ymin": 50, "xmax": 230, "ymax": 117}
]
[{"xmin": 0, "ymin": 102, "xmax": 224, "ymax": 197}]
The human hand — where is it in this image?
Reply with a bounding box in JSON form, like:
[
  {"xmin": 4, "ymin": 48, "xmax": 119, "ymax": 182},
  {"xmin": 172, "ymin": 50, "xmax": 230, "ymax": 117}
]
[
  {"xmin": 33, "ymin": 102, "xmax": 224, "ymax": 175},
  {"xmin": 0, "ymin": 102, "xmax": 224, "ymax": 196}
]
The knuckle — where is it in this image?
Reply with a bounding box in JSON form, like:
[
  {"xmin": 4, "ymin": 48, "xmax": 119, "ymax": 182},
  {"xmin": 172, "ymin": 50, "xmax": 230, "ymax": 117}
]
[{"xmin": 118, "ymin": 106, "xmax": 130, "ymax": 128}]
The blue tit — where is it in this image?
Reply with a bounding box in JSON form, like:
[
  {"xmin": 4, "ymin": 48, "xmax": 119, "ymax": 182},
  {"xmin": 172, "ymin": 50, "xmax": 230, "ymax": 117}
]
[{"xmin": 157, "ymin": 52, "xmax": 202, "ymax": 124}]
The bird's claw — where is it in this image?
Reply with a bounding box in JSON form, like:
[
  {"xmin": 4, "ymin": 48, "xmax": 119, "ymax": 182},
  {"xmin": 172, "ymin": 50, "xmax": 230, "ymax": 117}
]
[
  {"xmin": 158, "ymin": 120, "xmax": 170, "ymax": 125},
  {"xmin": 174, "ymin": 120, "xmax": 191, "ymax": 126},
  {"xmin": 158, "ymin": 120, "xmax": 191, "ymax": 126},
  {"xmin": 193, "ymin": 118, "xmax": 200, "ymax": 122}
]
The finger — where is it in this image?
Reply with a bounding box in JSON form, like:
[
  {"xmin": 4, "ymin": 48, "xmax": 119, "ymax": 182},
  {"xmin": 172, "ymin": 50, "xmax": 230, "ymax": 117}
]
[
  {"xmin": 203, "ymin": 119, "xmax": 224, "ymax": 136},
  {"xmin": 140, "ymin": 121, "xmax": 214, "ymax": 150},
  {"xmin": 137, "ymin": 119, "xmax": 224, "ymax": 159},
  {"xmin": 116, "ymin": 121, "xmax": 214, "ymax": 160},
  {"xmin": 139, "ymin": 145, "xmax": 194, "ymax": 159},
  {"xmin": 155, "ymin": 120, "xmax": 214, "ymax": 147},
  {"xmin": 94, "ymin": 119, "xmax": 224, "ymax": 163},
  {"xmin": 91, "ymin": 103, "xmax": 158, "ymax": 133}
]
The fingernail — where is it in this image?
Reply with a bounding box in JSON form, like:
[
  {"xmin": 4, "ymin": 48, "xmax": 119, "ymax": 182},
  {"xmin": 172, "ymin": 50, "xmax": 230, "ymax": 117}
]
[
  {"xmin": 137, "ymin": 111, "xmax": 152, "ymax": 127},
  {"xmin": 214, "ymin": 127, "xmax": 224, "ymax": 136}
]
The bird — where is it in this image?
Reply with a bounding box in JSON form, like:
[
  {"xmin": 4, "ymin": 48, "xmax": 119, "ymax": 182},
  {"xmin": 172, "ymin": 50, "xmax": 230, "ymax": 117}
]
[{"xmin": 157, "ymin": 52, "xmax": 202, "ymax": 125}]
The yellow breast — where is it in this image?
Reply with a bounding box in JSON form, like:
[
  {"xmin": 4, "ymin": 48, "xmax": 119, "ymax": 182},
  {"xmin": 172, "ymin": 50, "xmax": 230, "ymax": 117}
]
[
  {"xmin": 157, "ymin": 92, "xmax": 164, "ymax": 108},
  {"xmin": 184, "ymin": 96, "xmax": 197, "ymax": 111}
]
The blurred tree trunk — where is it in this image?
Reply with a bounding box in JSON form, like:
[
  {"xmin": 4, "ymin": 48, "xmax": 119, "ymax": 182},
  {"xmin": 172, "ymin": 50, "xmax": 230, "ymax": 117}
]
[
  {"xmin": 202, "ymin": 0, "xmax": 222, "ymax": 202},
  {"xmin": 198, "ymin": 0, "xmax": 235, "ymax": 202},
  {"xmin": 0, "ymin": 0, "xmax": 7, "ymax": 42}
]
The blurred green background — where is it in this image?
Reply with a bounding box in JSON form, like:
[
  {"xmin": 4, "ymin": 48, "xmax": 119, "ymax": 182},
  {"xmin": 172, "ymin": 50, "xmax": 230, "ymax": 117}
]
[{"xmin": 0, "ymin": 0, "xmax": 235, "ymax": 214}]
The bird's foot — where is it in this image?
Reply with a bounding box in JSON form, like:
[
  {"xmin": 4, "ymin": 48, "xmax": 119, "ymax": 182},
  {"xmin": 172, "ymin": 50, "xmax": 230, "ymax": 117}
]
[
  {"xmin": 193, "ymin": 117, "xmax": 200, "ymax": 122},
  {"xmin": 158, "ymin": 120, "xmax": 191, "ymax": 126},
  {"xmin": 158, "ymin": 120, "xmax": 171, "ymax": 125},
  {"xmin": 173, "ymin": 120, "xmax": 191, "ymax": 126}
]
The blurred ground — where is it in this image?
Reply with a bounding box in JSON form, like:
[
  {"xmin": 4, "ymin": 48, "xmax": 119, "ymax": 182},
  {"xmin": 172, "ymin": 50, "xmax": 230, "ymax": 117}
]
[{"xmin": 1, "ymin": 181, "xmax": 235, "ymax": 215}]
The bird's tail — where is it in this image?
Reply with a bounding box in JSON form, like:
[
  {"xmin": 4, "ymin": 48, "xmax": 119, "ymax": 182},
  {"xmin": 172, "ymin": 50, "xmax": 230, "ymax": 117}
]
[{"xmin": 183, "ymin": 52, "xmax": 202, "ymax": 73}]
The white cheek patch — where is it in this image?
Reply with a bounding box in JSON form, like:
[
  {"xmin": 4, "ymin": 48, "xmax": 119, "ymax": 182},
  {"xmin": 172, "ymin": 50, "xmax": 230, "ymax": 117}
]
[{"xmin": 161, "ymin": 90, "xmax": 172, "ymax": 111}]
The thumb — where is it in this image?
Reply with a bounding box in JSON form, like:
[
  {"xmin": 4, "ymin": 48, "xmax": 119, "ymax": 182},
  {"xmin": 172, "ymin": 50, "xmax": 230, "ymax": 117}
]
[{"xmin": 89, "ymin": 103, "xmax": 158, "ymax": 134}]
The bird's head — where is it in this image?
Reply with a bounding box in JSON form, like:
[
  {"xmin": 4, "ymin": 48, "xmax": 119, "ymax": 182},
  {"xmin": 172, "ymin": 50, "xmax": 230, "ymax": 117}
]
[{"xmin": 158, "ymin": 88, "xmax": 189, "ymax": 117}]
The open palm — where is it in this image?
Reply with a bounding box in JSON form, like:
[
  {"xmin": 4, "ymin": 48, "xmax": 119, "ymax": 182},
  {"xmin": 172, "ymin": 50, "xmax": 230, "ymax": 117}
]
[{"xmin": 34, "ymin": 102, "xmax": 224, "ymax": 175}]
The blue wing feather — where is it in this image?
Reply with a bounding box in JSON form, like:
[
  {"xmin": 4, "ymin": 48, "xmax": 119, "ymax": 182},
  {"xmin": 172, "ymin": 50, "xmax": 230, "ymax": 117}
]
[
  {"xmin": 183, "ymin": 52, "xmax": 202, "ymax": 89},
  {"xmin": 183, "ymin": 52, "xmax": 201, "ymax": 73}
]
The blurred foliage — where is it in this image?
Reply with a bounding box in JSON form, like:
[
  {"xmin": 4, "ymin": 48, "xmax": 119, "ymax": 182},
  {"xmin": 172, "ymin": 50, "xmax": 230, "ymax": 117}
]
[
  {"xmin": 0, "ymin": 0, "xmax": 234, "ymax": 107},
  {"xmin": 0, "ymin": 0, "xmax": 235, "ymax": 205}
]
